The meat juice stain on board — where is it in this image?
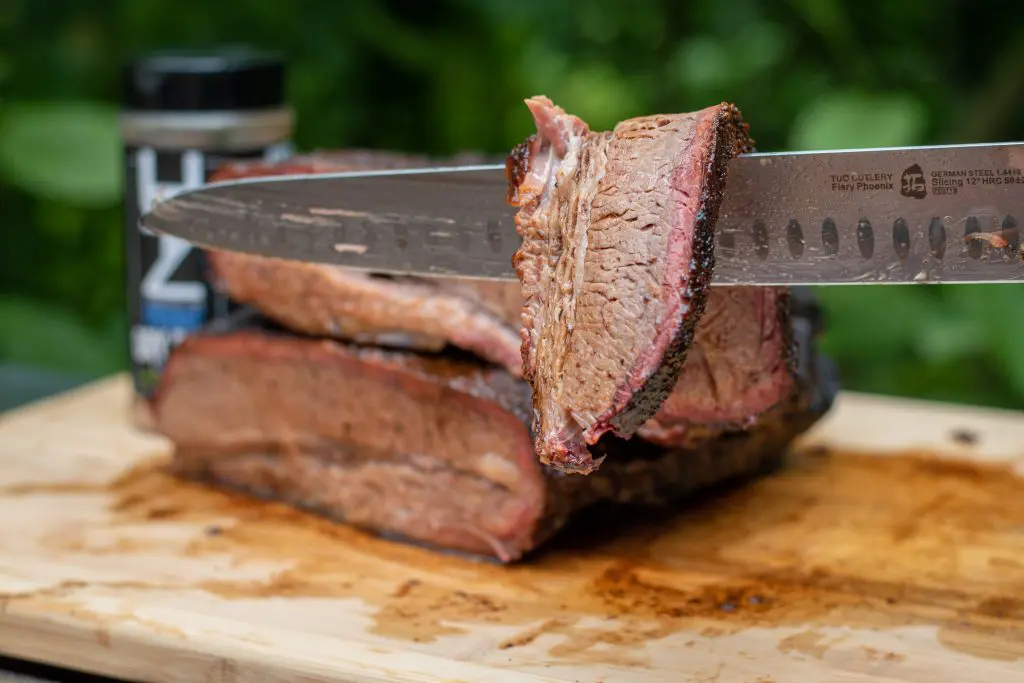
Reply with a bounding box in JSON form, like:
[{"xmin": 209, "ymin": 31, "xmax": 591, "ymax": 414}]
[{"xmin": 14, "ymin": 447, "xmax": 1024, "ymax": 666}]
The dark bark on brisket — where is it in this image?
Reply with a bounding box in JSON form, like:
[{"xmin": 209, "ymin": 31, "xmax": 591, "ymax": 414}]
[
  {"xmin": 151, "ymin": 299, "xmax": 835, "ymax": 563},
  {"xmin": 207, "ymin": 146, "xmax": 799, "ymax": 448},
  {"xmin": 154, "ymin": 315, "xmax": 542, "ymax": 561},
  {"xmin": 208, "ymin": 252, "xmax": 802, "ymax": 451},
  {"xmin": 205, "ymin": 153, "xmax": 525, "ymax": 375},
  {"xmin": 206, "ymin": 146, "xmax": 803, "ymax": 462},
  {"xmin": 208, "ymin": 149, "xmax": 793, "ymax": 452},
  {"xmin": 639, "ymin": 287, "xmax": 795, "ymax": 446},
  {"xmin": 506, "ymin": 96, "xmax": 754, "ymax": 474}
]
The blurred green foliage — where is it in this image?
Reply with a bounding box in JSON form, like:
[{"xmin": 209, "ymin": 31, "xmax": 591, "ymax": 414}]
[{"xmin": 1, "ymin": 0, "xmax": 1023, "ymax": 407}]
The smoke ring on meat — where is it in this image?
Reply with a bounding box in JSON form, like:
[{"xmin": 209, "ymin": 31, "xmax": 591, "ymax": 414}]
[{"xmin": 506, "ymin": 96, "xmax": 754, "ymax": 474}]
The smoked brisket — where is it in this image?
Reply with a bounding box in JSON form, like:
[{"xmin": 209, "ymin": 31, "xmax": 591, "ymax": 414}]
[
  {"xmin": 205, "ymin": 153, "xmax": 525, "ymax": 375},
  {"xmin": 208, "ymin": 252, "xmax": 525, "ymax": 375},
  {"xmin": 639, "ymin": 287, "xmax": 796, "ymax": 446},
  {"xmin": 506, "ymin": 97, "xmax": 754, "ymax": 473},
  {"xmin": 204, "ymin": 151, "xmax": 798, "ymax": 455},
  {"xmin": 151, "ymin": 297, "xmax": 836, "ymax": 563}
]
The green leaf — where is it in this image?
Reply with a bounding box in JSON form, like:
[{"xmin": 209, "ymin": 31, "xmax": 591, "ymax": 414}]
[
  {"xmin": 914, "ymin": 316, "xmax": 985, "ymax": 364},
  {"xmin": 33, "ymin": 201, "xmax": 87, "ymax": 241},
  {"xmin": 558, "ymin": 63, "xmax": 641, "ymax": 130},
  {"xmin": 513, "ymin": 42, "xmax": 569, "ymax": 109},
  {"xmin": 733, "ymin": 21, "xmax": 791, "ymax": 75},
  {"xmin": 789, "ymin": 90, "xmax": 926, "ymax": 150},
  {"xmin": 814, "ymin": 285, "xmax": 938, "ymax": 360},
  {"xmin": 673, "ymin": 37, "xmax": 734, "ymax": 90},
  {"xmin": 943, "ymin": 285, "xmax": 1024, "ymax": 399},
  {"xmin": 0, "ymin": 296, "xmax": 124, "ymax": 376},
  {"xmin": 0, "ymin": 101, "xmax": 122, "ymax": 207}
]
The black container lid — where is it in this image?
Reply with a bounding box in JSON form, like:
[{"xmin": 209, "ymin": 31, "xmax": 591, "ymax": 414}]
[{"xmin": 122, "ymin": 47, "xmax": 286, "ymax": 112}]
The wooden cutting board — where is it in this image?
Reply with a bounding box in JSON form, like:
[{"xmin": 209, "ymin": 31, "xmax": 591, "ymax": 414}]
[{"xmin": 1, "ymin": 375, "xmax": 1023, "ymax": 683}]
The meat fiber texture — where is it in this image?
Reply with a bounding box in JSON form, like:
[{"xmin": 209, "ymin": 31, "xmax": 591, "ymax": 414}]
[
  {"xmin": 637, "ymin": 286, "xmax": 796, "ymax": 447},
  {"xmin": 204, "ymin": 152, "xmax": 797, "ymax": 452},
  {"xmin": 506, "ymin": 96, "xmax": 754, "ymax": 473},
  {"xmin": 151, "ymin": 302, "xmax": 836, "ymax": 563},
  {"xmin": 205, "ymin": 151, "xmax": 526, "ymax": 376}
]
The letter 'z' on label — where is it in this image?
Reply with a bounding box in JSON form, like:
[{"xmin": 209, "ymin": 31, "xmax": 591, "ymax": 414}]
[
  {"xmin": 124, "ymin": 145, "xmax": 284, "ymax": 397},
  {"xmin": 126, "ymin": 147, "xmax": 211, "ymax": 396}
]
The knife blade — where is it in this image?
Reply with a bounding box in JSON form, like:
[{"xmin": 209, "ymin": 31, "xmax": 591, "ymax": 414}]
[{"xmin": 141, "ymin": 141, "xmax": 1024, "ymax": 286}]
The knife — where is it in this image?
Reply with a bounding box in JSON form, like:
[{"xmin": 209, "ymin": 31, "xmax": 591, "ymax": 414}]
[{"xmin": 141, "ymin": 141, "xmax": 1024, "ymax": 286}]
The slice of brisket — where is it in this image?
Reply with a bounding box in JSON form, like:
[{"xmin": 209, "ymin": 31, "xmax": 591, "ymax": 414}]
[
  {"xmin": 208, "ymin": 252, "xmax": 525, "ymax": 375},
  {"xmin": 151, "ymin": 298, "xmax": 836, "ymax": 563},
  {"xmin": 205, "ymin": 153, "xmax": 525, "ymax": 375},
  {"xmin": 210, "ymin": 149, "xmax": 491, "ymax": 181},
  {"xmin": 640, "ymin": 287, "xmax": 795, "ymax": 446},
  {"xmin": 204, "ymin": 148, "xmax": 798, "ymax": 448},
  {"xmin": 206, "ymin": 253, "xmax": 800, "ymax": 450},
  {"xmin": 506, "ymin": 96, "xmax": 754, "ymax": 473}
]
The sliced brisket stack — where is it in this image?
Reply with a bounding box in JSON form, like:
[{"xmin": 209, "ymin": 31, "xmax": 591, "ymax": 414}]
[
  {"xmin": 208, "ymin": 251, "xmax": 525, "ymax": 375},
  {"xmin": 207, "ymin": 151, "xmax": 525, "ymax": 375},
  {"xmin": 154, "ymin": 303, "xmax": 834, "ymax": 562},
  {"xmin": 148, "ymin": 105, "xmax": 839, "ymax": 563}
]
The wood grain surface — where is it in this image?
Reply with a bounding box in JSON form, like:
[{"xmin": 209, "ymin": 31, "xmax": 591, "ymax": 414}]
[{"xmin": 1, "ymin": 375, "xmax": 1023, "ymax": 682}]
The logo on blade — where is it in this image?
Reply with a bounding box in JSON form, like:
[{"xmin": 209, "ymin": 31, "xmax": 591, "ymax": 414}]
[{"xmin": 900, "ymin": 164, "xmax": 927, "ymax": 199}]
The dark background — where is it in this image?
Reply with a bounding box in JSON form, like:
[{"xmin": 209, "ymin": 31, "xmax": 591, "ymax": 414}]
[{"xmin": 2, "ymin": 0, "xmax": 1023, "ymax": 408}]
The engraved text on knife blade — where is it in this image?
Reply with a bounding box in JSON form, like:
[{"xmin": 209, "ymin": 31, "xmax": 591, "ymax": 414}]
[{"xmin": 142, "ymin": 144, "xmax": 1024, "ymax": 285}]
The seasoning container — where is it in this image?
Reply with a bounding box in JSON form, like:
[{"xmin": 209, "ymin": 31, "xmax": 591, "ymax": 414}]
[{"xmin": 119, "ymin": 47, "xmax": 293, "ymax": 426}]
